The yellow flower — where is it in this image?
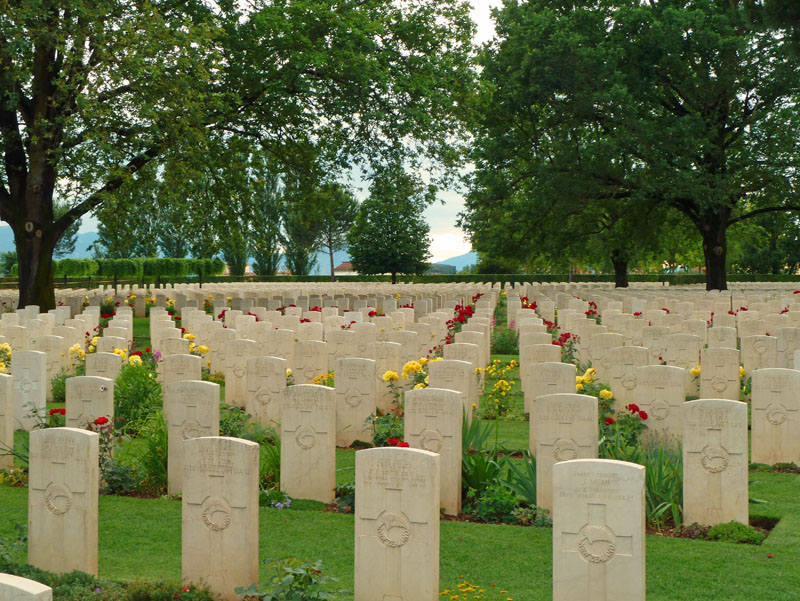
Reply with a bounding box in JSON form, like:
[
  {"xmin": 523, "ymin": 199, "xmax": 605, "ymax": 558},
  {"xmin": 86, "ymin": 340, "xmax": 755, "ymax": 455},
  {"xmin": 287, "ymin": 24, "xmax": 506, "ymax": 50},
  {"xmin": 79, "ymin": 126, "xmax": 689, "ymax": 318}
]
[
  {"xmin": 207, "ymin": 360, "xmax": 211, "ymax": 368},
  {"xmin": 576, "ymin": 375, "xmax": 583, "ymax": 384},
  {"xmin": 189, "ymin": 343, "xmax": 196, "ymax": 352},
  {"xmin": 739, "ymin": 366, "xmax": 746, "ymax": 378},
  {"xmin": 690, "ymin": 365, "xmax": 701, "ymax": 377},
  {"xmin": 382, "ymin": 370, "xmax": 399, "ymax": 382},
  {"xmin": 197, "ymin": 345, "xmax": 210, "ymax": 355},
  {"xmin": 88, "ymin": 345, "xmax": 95, "ymax": 353},
  {"xmin": 576, "ymin": 383, "xmax": 584, "ymax": 391},
  {"xmin": 78, "ymin": 350, "xmax": 86, "ymax": 359},
  {"xmin": 183, "ymin": 333, "xmax": 196, "ymax": 341},
  {"xmin": 413, "ymin": 382, "xmax": 426, "ymax": 390},
  {"xmin": 91, "ymin": 336, "xmax": 99, "ymax": 346},
  {"xmin": 129, "ymin": 355, "xmax": 143, "ymax": 366},
  {"xmin": 286, "ymin": 368, "xmax": 292, "ymax": 377},
  {"xmin": 599, "ymin": 389, "xmax": 613, "ymax": 400}
]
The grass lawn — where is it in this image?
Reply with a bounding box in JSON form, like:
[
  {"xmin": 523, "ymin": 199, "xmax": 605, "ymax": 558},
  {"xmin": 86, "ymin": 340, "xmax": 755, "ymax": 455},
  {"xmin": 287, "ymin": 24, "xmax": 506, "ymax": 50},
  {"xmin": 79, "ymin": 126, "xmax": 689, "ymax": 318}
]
[{"xmin": 1, "ymin": 467, "xmax": 798, "ymax": 600}]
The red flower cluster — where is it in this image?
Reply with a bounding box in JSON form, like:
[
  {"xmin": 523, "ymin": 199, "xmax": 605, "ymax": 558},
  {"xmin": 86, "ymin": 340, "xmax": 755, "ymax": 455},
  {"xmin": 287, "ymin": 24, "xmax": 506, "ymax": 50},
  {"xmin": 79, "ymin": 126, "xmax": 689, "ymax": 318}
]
[
  {"xmin": 386, "ymin": 438, "xmax": 410, "ymax": 448},
  {"xmin": 309, "ymin": 306, "xmax": 322, "ymax": 312},
  {"xmin": 94, "ymin": 416, "xmax": 109, "ymax": 425},
  {"xmin": 794, "ymin": 290, "xmax": 800, "ymax": 294},
  {"xmin": 661, "ymin": 307, "xmax": 670, "ymax": 314},
  {"xmin": 552, "ymin": 332, "xmax": 575, "ymax": 347},
  {"xmin": 401, "ymin": 303, "xmax": 414, "ymax": 309},
  {"xmin": 101, "ymin": 313, "xmax": 112, "ymax": 319},
  {"xmin": 299, "ymin": 318, "xmax": 311, "ymax": 323},
  {"xmin": 246, "ymin": 312, "xmax": 260, "ymax": 322},
  {"xmin": 368, "ymin": 310, "xmax": 378, "ymax": 317},
  {"xmin": 781, "ymin": 306, "xmax": 790, "ymax": 314},
  {"xmin": 739, "ymin": 306, "xmax": 748, "ymax": 312},
  {"xmin": 471, "ymin": 293, "xmax": 484, "ymax": 304},
  {"xmin": 131, "ymin": 351, "xmax": 143, "ymax": 357},
  {"xmin": 217, "ymin": 309, "xmax": 227, "ymax": 320},
  {"xmin": 145, "ymin": 347, "xmax": 151, "ymax": 353},
  {"xmin": 585, "ymin": 308, "xmax": 599, "ymax": 318},
  {"xmin": 49, "ymin": 408, "xmax": 66, "ymax": 416},
  {"xmin": 604, "ymin": 417, "xmax": 614, "ymax": 425},
  {"xmin": 633, "ymin": 312, "xmax": 642, "ymax": 317},
  {"xmin": 626, "ymin": 404, "xmax": 648, "ymax": 420},
  {"xmin": 589, "ymin": 301, "xmax": 598, "ymax": 309}
]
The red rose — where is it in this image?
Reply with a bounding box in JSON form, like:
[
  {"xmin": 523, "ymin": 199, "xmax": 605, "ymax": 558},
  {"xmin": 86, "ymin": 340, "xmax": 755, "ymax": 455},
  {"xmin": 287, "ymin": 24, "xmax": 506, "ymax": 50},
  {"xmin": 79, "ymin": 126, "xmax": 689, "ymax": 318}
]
[
  {"xmin": 639, "ymin": 411, "xmax": 648, "ymax": 421},
  {"xmin": 627, "ymin": 403, "xmax": 640, "ymax": 413},
  {"xmin": 386, "ymin": 438, "xmax": 399, "ymax": 446},
  {"xmin": 397, "ymin": 441, "xmax": 409, "ymax": 447},
  {"xmin": 604, "ymin": 417, "xmax": 614, "ymax": 425},
  {"xmin": 132, "ymin": 351, "xmax": 143, "ymax": 357},
  {"xmin": 94, "ymin": 416, "xmax": 109, "ymax": 425},
  {"xmin": 145, "ymin": 347, "xmax": 151, "ymax": 353},
  {"xmin": 181, "ymin": 586, "xmax": 190, "ymax": 593}
]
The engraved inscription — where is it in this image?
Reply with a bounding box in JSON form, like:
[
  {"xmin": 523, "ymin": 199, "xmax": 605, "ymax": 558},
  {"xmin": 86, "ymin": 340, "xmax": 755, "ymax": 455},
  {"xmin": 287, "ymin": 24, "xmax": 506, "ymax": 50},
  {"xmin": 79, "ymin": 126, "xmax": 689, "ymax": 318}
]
[
  {"xmin": 553, "ymin": 438, "xmax": 578, "ymax": 462},
  {"xmin": 765, "ymin": 403, "xmax": 788, "ymax": 426},
  {"xmin": 201, "ymin": 497, "xmax": 232, "ymax": 531},
  {"xmin": 577, "ymin": 524, "xmax": 616, "ymax": 563},
  {"xmin": 419, "ymin": 429, "xmax": 443, "ymax": 453},
  {"xmin": 295, "ymin": 425, "xmax": 317, "ymax": 450},
  {"xmin": 701, "ymin": 445, "xmax": 730, "ymax": 473},
  {"xmin": 650, "ymin": 400, "xmax": 670, "ymax": 421},
  {"xmin": 344, "ymin": 388, "xmax": 362, "ymax": 408},
  {"xmin": 44, "ymin": 482, "xmax": 73, "ymax": 516},
  {"xmin": 181, "ymin": 418, "xmax": 203, "ymax": 440},
  {"xmin": 711, "ymin": 375, "xmax": 728, "ymax": 393},
  {"xmin": 376, "ymin": 511, "xmax": 411, "ymax": 548},
  {"xmin": 621, "ymin": 374, "xmax": 636, "ymax": 390}
]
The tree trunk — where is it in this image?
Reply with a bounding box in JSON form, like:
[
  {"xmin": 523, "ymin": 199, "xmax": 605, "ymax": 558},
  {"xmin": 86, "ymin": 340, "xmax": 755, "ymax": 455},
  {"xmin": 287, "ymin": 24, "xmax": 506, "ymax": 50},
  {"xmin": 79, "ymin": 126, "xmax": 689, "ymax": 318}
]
[
  {"xmin": 611, "ymin": 249, "xmax": 629, "ymax": 288},
  {"xmin": 328, "ymin": 240, "xmax": 335, "ymax": 282},
  {"xmin": 700, "ymin": 213, "xmax": 729, "ymax": 291},
  {"xmin": 391, "ymin": 272, "xmax": 397, "ymax": 284},
  {"xmin": 15, "ymin": 223, "xmax": 57, "ymax": 310}
]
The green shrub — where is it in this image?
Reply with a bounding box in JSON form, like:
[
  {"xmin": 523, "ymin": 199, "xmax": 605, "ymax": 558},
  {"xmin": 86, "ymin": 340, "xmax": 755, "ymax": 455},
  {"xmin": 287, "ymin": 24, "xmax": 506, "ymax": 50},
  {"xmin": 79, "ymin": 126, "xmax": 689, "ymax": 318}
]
[
  {"xmin": 100, "ymin": 459, "xmax": 139, "ymax": 495},
  {"xmin": 219, "ymin": 404, "xmax": 249, "ymax": 437},
  {"xmin": 510, "ymin": 506, "xmax": 552, "ymax": 527},
  {"xmin": 366, "ymin": 412, "xmax": 404, "ymax": 447},
  {"xmin": 333, "ymin": 482, "xmax": 355, "ymax": 513},
  {"xmin": 50, "ymin": 369, "xmax": 70, "ymax": 404},
  {"xmin": 705, "ymin": 521, "xmax": 766, "ymax": 545},
  {"xmin": 462, "ymin": 414, "xmax": 506, "ymax": 494},
  {"xmin": 260, "ymin": 441, "xmax": 281, "ymax": 489},
  {"xmin": 491, "ymin": 328, "xmax": 517, "ymax": 355},
  {"xmin": 464, "ymin": 483, "xmax": 519, "ymax": 524},
  {"xmin": 114, "ymin": 363, "xmax": 162, "ymax": 435},
  {"xmin": 500, "ymin": 451, "xmax": 537, "ymax": 506},
  {"xmin": 130, "ymin": 411, "xmax": 168, "ymax": 495},
  {"xmin": 0, "ymin": 556, "xmax": 215, "ymax": 600},
  {"xmin": 235, "ymin": 558, "xmax": 342, "ymax": 600}
]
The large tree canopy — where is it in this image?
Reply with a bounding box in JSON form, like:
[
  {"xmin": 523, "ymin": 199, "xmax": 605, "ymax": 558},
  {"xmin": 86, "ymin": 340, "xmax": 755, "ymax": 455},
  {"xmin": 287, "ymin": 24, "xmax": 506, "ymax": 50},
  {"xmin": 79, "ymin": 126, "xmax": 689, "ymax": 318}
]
[
  {"xmin": 0, "ymin": 0, "xmax": 475, "ymax": 308},
  {"xmin": 460, "ymin": 0, "xmax": 800, "ymax": 289}
]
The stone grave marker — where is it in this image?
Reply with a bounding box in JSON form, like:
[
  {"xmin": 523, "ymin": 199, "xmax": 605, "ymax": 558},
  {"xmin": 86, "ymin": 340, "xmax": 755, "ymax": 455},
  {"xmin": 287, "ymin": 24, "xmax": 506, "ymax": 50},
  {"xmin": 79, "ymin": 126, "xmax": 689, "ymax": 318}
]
[
  {"xmin": 224, "ymin": 339, "xmax": 259, "ymax": 406},
  {"xmin": 162, "ymin": 354, "xmax": 202, "ymax": 388},
  {"xmin": 750, "ymin": 368, "xmax": 800, "ymax": 465},
  {"xmin": 160, "ymin": 337, "xmax": 191, "ymax": 357},
  {"xmin": 182, "ymin": 437, "xmax": 259, "ymax": 601},
  {"xmin": 280, "ymin": 384, "xmax": 336, "ymax": 502},
  {"xmin": 0, "ymin": 573, "xmax": 53, "ymax": 600},
  {"xmin": 533, "ymin": 393, "xmax": 598, "ymax": 511},
  {"xmin": 65, "ymin": 376, "xmax": 114, "ymax": 430},
  {"xmin": 707, "ymin": 326, "xmax": 737, "ymax": 349},
  {"xmin": 96, "ymin": 336, "xmax": 127, "ymax": 354},
  {"xmin": 165, "ymin": 381, "xmax": 220, "ymax": 495},
  {"xmin": 520, "ymin": 343, "xmax": 561, "ymax": 366},
  {"xmin": 522, "ymin": 361, "xmax": 576, "ymax": 417},
  {"xmin": 368, "ymin": 341, "xmax": 403, "ymax": 414},
  {"xmin": 589, "ymin": 333, "xmax": 624, "ymax": 380},
  {"xmin": 335, "ymin": 358, "xmax": 377, "ymax": 447},
  {"xmin": 28, "ymin": 428, "xmax": 99, "ymax": 575},
  {"xmin": 741, "ymin": 335, "xmax": 778, "ymax": 375},
  {"xmin": 683, "ymin": 399, "xmax": 748, "ymax": 526},
  {"xmin": 552, "ymin": 459, "xmax": 645, "ymax": 601},
  {"xmin": 245, "ymin": 356, "xmax": 287, "ymax": 429},
  {"xmin": 404, "ymin": 387, "xmax": 462, "ymax": 515},
  {"xmin": 0, "ymin": 374, "xmax": 12, "ymax": 470},
  {"xmin": 775, "ymin": 327, "xmax": 800, "ymax": 369},
  {"xmin": 354, "ymin": 447, "xmax": 439, "ymax": 601},
  {"xmin": 293, "ymin": 340, "xmax": 328, "ymax": 384},
  {"xmin": 699, "ymin": 347, "xmax": 740, "ymax": 401},
  {"xmin": 662, "ymin": 333, "xmax": 702, "ymax": 395},
  {"xmin": 427, "ymin": 359, "xmax": 478, "ymax": 420},
  {"xmin": 85, "ymin": 352, "xmax": 123, "ymax": 381},
  {"xmin": 633, "ymin": 365, "xmax": 685, "ymax": 445},
  {"xmin": 12, "ymin": 350, "xmax": 46, "ymax": 431}
]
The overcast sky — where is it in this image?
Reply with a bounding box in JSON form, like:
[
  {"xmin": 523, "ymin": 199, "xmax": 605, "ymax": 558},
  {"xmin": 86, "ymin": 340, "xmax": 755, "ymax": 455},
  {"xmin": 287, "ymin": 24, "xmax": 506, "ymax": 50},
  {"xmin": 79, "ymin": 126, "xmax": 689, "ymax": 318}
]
[{"xmin": 81, "ymin": 0, "xmax": 505, "ymax": 263}]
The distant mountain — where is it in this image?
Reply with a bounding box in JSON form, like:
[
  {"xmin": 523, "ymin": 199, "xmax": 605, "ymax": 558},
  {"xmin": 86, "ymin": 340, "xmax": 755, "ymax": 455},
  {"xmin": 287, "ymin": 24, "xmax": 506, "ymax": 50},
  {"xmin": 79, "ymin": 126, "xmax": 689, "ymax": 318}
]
[
  {"xmin": 0, "ymin": 226, "xmax": 98, "ymax": 259},
  {"xmin": 435, "ymin": 251, "xmax": 477, "ymax": 271}
]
